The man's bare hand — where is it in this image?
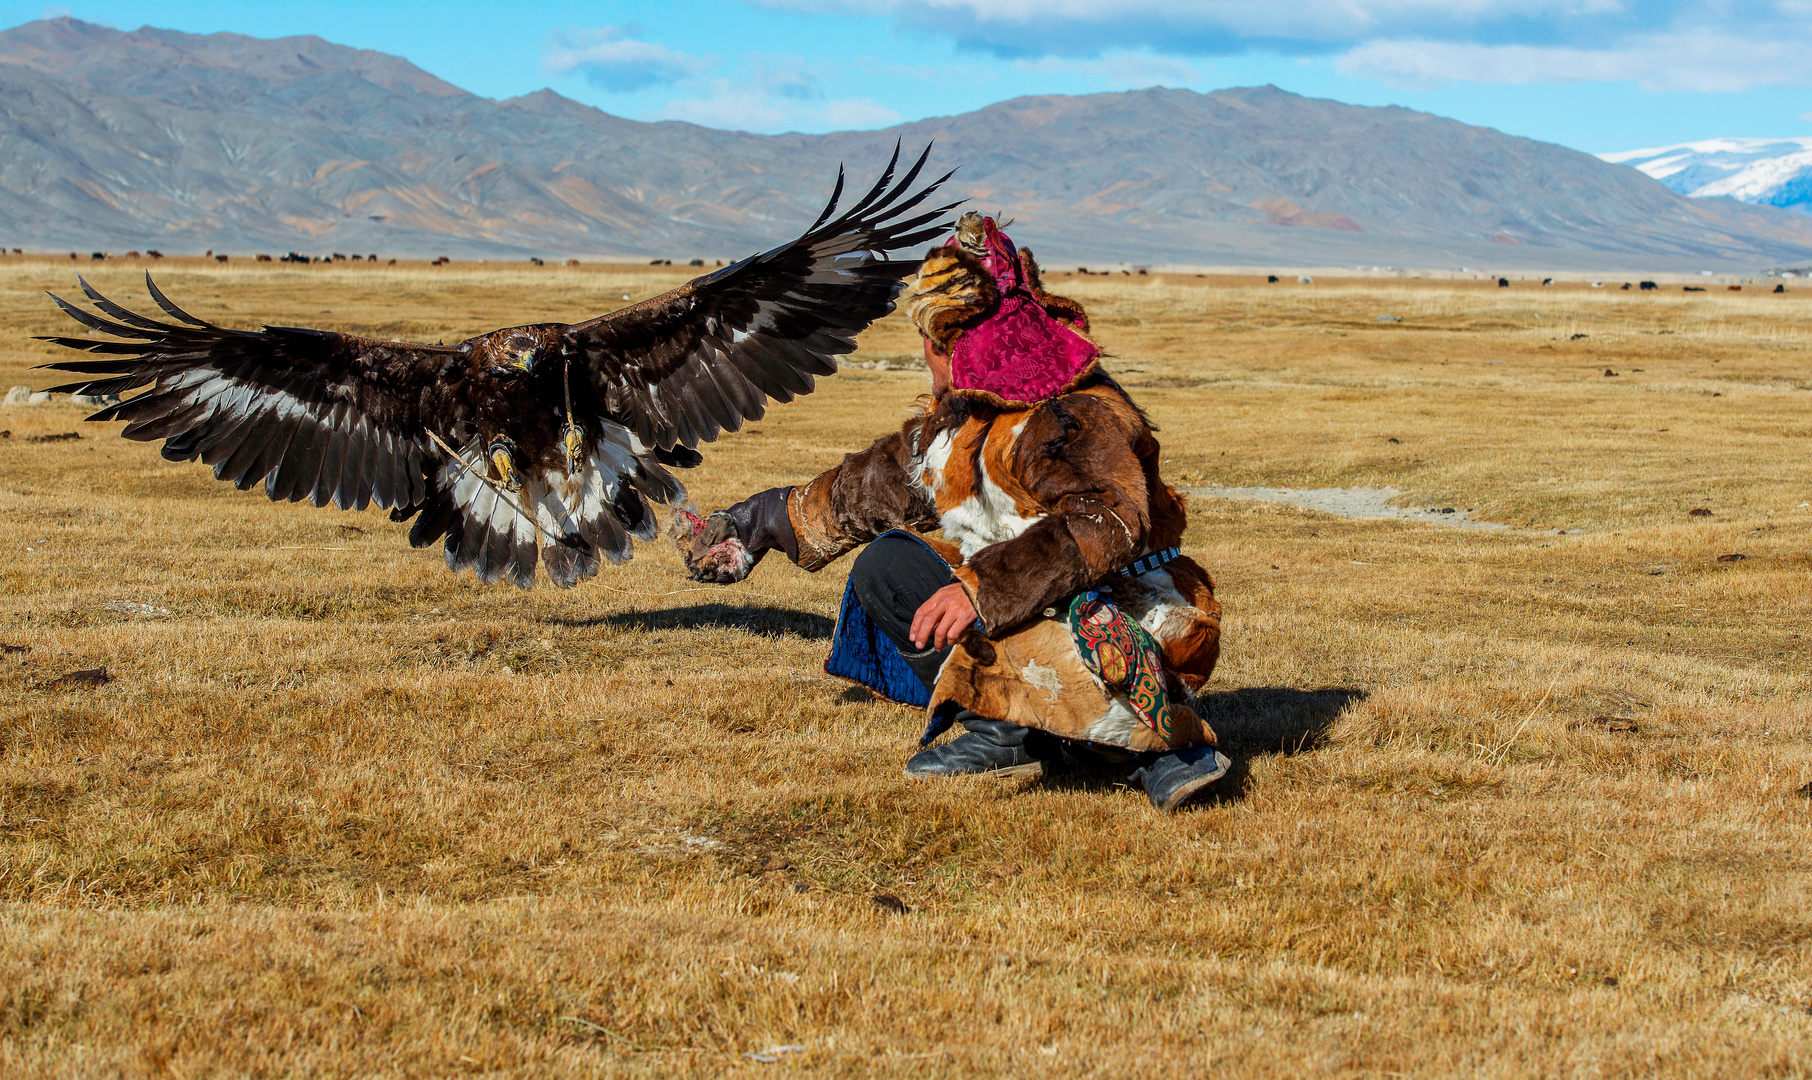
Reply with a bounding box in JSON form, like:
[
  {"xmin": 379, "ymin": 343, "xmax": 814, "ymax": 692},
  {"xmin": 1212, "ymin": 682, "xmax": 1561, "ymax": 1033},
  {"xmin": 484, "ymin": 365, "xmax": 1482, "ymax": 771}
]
[{"xmin": 911, "ymin": 582, "xmax": 978, "ymax": 650}]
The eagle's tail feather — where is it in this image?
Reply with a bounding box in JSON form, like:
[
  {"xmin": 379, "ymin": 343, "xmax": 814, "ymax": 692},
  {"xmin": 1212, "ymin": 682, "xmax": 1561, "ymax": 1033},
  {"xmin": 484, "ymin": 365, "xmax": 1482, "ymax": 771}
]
[
  {"xmin": 506, "ymin": 512, "xmax": 540, "ymax": 591},
  {"xmin": 533, "ymin": 480, "xmax": 597, "ymax": 590},
  {"xmin": 474, "ymin": 480, "xmax": 518, "ymax": 587},
  {"xmin": 409, "ymin": 425, "xmax": 683, "ymax": 589},
  {"xmin": 541, "ymin": 538, "xmax": 582, "ymax": 590},
  {"xmin": 578, "ymin": 484, "xmax": 633, "ymax": 567},
  {"xmin": 450, "ymin": 468, "xmax": 497, "ymax": 577},
  {"xmin": 613, "ymin": 484, "xmax": 659, "ymax": 541},
  {"xmin": 406, "ymin": 488, "xmax": 458, "ymax": 548}
]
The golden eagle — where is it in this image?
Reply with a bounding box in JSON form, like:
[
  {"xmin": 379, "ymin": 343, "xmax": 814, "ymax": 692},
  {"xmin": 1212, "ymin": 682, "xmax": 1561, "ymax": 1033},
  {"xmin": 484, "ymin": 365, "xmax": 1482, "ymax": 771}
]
[{"xmin": 38, "ymin": 145, "xmax": 954, "ymax": 589}]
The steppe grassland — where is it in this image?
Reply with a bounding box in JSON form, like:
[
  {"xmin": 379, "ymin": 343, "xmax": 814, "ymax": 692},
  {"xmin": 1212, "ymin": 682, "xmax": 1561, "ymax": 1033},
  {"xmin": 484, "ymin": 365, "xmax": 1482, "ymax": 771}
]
[{"xmin": 0, "ymin": 257, "xmax": 1808, "ymax": 1078}]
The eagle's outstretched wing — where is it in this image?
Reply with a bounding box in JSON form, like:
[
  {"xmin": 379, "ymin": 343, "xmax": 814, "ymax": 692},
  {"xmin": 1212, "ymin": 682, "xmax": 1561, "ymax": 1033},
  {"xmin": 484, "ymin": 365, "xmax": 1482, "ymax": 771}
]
[
  {"xmin": 38, "ymin": 275, "xmax": 454, "ymax": 514},
  {"xmin": 566, "ymin": 141, "xmax": 957, "ymax": 452},
  {"xmin": 36, "ymin": 145, "xmax": 958, "ymax": 590}
]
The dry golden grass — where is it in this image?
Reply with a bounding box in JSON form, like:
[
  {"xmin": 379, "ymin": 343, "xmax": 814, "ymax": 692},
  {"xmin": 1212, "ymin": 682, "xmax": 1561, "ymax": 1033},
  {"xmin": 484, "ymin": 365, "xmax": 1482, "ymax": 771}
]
[{"xmin": 1, "ymin": 256, "xmax": 1809, "ymax": 1078}]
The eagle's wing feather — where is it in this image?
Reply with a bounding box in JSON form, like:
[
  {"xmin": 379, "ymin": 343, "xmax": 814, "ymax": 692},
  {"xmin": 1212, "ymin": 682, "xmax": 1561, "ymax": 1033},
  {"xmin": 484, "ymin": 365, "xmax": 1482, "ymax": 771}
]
[
  {"xmin": 36, "ymin": 273, "xmax": 453, "ymax": 514},
  {"xmin": 565, "ymin": 142, "xmax": 958, "ymax": 451}
]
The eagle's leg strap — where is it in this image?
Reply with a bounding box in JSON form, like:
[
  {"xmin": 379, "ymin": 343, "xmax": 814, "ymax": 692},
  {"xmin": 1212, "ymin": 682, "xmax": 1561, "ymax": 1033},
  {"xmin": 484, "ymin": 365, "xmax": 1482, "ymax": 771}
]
[{"xmin": 561, "ymin": 354, "xmax": 584, "ymax": 474}]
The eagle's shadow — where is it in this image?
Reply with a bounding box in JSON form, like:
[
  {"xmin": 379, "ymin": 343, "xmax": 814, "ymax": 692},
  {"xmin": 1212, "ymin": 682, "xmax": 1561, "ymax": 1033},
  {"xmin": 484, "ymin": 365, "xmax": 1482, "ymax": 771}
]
[
  {"xmin": 1037, "ymin": 685, "xmax": 1368, "ymax": 805},
  {"xmin": 559, "ymin": 603, "xmax": 835, "ymax": 640}
]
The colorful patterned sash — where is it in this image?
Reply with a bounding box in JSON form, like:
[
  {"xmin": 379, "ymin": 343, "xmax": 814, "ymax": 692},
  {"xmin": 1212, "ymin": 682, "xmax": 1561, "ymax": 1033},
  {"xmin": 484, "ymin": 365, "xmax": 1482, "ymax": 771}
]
[{"xmin": 1066, "ymin": 589, "xmax": 1173, "ymax": 741}]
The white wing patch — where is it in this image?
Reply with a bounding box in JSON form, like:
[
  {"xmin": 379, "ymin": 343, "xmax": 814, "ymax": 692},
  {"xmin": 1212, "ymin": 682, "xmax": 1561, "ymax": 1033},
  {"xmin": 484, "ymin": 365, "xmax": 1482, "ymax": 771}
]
[
  {"xmin": 117, "ymin": 365, "xmax": 419, "ymax": 512},
  {"xmin": 436, "ymin": 421, "xmax": 684, "ymax": 589}
]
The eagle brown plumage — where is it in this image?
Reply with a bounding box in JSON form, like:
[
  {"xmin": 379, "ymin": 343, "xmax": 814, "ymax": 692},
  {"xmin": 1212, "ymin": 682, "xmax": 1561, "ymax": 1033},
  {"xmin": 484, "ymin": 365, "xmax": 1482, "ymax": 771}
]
[{"xmin": 36, "ymin": 145, "xmax": 956, "ymax": 589}]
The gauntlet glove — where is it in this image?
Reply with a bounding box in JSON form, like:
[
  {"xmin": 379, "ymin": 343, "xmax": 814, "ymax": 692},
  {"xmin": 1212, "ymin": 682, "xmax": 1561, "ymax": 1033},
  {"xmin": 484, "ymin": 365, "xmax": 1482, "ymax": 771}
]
[{"xmin": 682, "ymin": 486, "xmax": 799, "ymax": 583}]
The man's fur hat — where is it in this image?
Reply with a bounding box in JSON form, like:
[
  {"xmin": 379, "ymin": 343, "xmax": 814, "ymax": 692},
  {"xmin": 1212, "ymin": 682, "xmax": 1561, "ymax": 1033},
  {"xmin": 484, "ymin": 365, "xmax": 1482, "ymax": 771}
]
[
  {"xmin": 905, "ymin": 212, "xmax": 1090, "ymax": 351},
  {"xmin": 904, "ymin": 211, "xmax": 1098, "ymax": 405}
]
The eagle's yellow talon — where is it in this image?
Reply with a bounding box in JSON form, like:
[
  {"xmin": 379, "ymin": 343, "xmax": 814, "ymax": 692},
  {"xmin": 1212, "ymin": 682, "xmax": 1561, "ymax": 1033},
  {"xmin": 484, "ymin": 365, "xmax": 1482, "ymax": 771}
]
[
  {"xmin": 488, "ymin": 440, "xmax": 524, "ymax": 492},
  {"xmin": 562, "ymin": 424, "xmax": 586, "ymax": 473}
]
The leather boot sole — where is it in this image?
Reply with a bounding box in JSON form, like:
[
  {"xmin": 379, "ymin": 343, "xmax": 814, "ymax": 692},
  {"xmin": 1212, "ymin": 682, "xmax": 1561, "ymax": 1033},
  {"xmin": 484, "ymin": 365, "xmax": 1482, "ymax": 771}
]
[
  {"xmin": 902, "ymin": 760, "xmax": 1046, "ymax": 781},
  {"xmin": 1152, "ymin": 751, "xmax": 1232, "ymax": 812}
]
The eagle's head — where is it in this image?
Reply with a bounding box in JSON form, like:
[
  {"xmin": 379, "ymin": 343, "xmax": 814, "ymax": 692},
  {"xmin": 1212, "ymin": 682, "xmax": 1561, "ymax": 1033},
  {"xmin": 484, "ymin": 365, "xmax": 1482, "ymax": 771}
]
[{"xmin": 499, "ymin": 332, "xmax": 541, "ymax": 375}]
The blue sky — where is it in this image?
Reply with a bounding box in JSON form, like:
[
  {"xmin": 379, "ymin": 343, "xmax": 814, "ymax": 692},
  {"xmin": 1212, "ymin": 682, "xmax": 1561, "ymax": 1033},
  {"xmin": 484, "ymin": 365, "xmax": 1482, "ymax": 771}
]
[{"xmin": 10, "ymin": 1, "xmax": 1812, "ymax": 154}]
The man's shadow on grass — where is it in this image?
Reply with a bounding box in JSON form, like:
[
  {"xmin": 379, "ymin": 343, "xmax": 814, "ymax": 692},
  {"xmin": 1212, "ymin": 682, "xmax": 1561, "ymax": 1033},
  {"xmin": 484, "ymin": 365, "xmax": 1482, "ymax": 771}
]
[
  {"xmin": 1039, "ymin": 685, "xmax": 1367, "ymax": 804},
  {"xmin": 555, "ymin": 603, "xmax": 835, "ymax": 640}
]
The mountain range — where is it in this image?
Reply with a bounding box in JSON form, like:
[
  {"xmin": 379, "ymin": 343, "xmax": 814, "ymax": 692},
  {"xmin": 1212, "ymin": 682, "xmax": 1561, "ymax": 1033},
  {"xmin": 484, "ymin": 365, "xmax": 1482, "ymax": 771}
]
[
  {"xmin": 1600, "ymin": 138, "xmax": 1812, "ymax": 219},
  {"xmin": 4, "ymin": 17, "xmax": 1811, "ymax": 271}
]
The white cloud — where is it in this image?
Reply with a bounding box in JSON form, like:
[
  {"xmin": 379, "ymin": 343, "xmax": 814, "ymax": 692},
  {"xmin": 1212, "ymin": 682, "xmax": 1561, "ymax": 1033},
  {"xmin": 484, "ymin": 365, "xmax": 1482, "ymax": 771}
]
[
  {"xmin": 850, "ymin": 56, "xmax": 1001, "ymax": 86},
  {"xmin": 749, "ymin": 0, "xmax": 1812, "ymax": 92},
  {"xmin": 763, "ymin": 0, "xmax": 1616, "ymax": 28},
  {"xmin": 543, "ymin": 26, "xmax": 713, "ymax": 92},
  {"xmin": 540, "ymin": 35, "xmax": 903, "ymax": 133},
  {"xmin": 653, "ymin": 55, "xmax": 902, "ymax": 133},
  {"xmin": 1338, "ymin": 34, "xmax": 1812, "ymax": 93},
  {"xmin": 658, "ymin": 84, "xmax": 901, "ymax": 131},
  {"xmin": 758, "ymin": 0, "xmax": 1633, "ymax": 47}
]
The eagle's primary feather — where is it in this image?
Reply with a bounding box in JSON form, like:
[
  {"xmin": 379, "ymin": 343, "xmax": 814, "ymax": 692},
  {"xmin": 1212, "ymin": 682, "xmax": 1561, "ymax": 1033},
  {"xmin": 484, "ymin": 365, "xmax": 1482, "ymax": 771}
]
[{"xmin": 37, "ymin": 143, "xmax": 957, "ymax": 589}]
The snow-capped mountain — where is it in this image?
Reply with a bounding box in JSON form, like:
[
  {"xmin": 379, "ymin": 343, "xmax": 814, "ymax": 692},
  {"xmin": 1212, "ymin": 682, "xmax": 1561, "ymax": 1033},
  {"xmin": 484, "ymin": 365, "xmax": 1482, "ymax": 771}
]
[{"xmin": 1601, "ymin": 138, "xmax": 1812, "ymax": 215}]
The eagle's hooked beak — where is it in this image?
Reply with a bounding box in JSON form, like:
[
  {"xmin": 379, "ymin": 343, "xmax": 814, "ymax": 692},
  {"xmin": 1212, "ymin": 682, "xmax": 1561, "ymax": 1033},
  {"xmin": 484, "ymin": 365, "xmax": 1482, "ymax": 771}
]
[{"xmin": 509, "ymin": 348, "xmax": 537, "ymax": 375}]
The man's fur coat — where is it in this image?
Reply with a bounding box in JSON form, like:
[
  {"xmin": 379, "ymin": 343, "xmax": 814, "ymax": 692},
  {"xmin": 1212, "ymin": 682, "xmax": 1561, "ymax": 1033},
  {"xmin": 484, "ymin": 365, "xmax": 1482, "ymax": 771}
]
[{"xmin": 784, "ymin": 367, "xmax": 1223, "ymax": 752}]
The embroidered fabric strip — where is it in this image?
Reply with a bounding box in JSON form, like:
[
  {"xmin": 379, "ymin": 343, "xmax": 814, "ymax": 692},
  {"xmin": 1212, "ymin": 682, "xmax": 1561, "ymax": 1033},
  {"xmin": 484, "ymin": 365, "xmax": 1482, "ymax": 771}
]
[{"xmin": 1066, "ymin": 589, "xmax": 1173, "ymax": 741}]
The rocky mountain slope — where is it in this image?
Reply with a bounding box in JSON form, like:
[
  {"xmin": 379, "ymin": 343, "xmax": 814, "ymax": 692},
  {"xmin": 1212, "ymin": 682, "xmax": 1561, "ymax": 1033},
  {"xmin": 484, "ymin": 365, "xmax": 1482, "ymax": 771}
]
[{"xmin": 4, "ymin": 17, "xmax": 1811, "ymax": 270}]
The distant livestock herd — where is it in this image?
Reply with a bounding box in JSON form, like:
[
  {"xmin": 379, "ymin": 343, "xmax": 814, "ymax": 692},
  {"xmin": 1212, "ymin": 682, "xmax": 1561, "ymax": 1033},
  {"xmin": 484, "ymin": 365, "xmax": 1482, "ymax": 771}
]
[
  {"xmin": 1259, "ymin": 273, "xmax": 1789, "ymax": 293},
  {"xmin": 0, "ymin": 247, "xmax": 1795, "ymax": 293},
  {"xmin": 0, "ymin": 250, "xmax": 733, "ymax": 269}
]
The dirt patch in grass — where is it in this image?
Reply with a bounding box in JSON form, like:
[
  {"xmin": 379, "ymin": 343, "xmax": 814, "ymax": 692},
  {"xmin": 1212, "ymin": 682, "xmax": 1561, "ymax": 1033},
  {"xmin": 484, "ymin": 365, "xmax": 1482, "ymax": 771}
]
[{"xmin": 1195, "ymin": 484, "xmax": 1514, "ymax": 530}]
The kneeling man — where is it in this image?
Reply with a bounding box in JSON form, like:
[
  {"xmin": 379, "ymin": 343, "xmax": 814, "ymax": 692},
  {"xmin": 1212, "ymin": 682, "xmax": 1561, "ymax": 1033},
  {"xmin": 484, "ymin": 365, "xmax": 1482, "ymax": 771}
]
[{"xmin": 685, "ymin": 213, "xmax": 1228, "ymax": 811}]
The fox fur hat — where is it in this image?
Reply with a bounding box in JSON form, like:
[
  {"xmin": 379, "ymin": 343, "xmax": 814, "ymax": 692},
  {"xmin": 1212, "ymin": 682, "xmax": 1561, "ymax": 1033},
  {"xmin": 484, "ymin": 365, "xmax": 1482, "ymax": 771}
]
[{"xmin": 904, "ymin": 211, "xmax": 1097, "ymax": 405}]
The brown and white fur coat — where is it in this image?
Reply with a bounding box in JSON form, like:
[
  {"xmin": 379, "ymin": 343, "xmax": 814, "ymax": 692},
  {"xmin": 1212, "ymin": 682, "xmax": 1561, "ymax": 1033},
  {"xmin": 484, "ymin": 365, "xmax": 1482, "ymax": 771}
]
[{"xmin": 785, "ymin": 369, "xmax": 1222, "ymax": 752}]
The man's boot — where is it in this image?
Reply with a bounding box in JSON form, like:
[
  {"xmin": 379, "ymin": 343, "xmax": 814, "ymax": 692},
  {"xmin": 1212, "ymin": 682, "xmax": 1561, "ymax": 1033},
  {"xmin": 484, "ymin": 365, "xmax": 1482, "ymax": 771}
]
[
  {"xmin": 904, "ymin": 715, "xmax": 1053, "ymax": 779},
  {"xmin": 1130, "ymin": 745, "xmax": 1232, "ymax": 812}
]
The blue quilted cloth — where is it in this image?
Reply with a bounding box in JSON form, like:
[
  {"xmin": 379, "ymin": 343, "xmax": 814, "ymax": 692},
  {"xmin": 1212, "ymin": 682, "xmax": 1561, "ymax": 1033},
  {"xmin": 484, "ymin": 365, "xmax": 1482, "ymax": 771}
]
[{"xmin": 822, "ymin": 531, "xmax": 937, "ymax": 708}]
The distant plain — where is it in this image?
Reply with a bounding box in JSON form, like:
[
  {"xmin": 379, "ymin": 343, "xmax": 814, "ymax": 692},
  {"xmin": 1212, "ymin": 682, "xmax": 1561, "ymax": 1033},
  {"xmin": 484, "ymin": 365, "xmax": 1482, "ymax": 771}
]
[{"xmin": 1, "ymin": 257, "xmax": 1808, "ymax": 1077}]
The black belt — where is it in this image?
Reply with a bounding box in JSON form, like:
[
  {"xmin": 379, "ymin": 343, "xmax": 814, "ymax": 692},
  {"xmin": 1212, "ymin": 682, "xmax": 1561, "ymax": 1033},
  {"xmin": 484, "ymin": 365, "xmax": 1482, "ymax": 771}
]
[
  {"xmin": 1116, "ymin": 547, "xmax": 1180, "ymax": 578},
  {"xmin": 1044, "ymin": 547, "xmax": 1185, "ymax": 618}
]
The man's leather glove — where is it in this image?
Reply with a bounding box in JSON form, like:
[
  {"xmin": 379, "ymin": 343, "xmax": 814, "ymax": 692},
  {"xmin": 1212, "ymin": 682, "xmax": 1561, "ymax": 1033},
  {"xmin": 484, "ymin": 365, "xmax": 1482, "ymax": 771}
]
[{"xmin": 679, "ymin": 486, "xmax": 799, "ymax": 584}]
